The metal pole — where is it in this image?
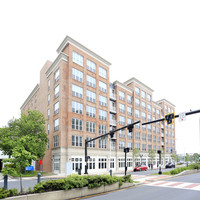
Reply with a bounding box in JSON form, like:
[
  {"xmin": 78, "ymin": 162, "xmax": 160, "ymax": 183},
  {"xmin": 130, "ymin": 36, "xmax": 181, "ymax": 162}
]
[
  {"xmin": 84, "ymin": 139, "xmax": 88, "ymax": 174},
  {"xmin": 4, "ymin": 175, "xmax": 8, "ymax": 189},
  {"xmin": 37, "ymin": 173, "xmax": 41, "ymax": 183},
  {"xmin": 125, "ymin": 150, "xmax": 127, "ymax": 176}
]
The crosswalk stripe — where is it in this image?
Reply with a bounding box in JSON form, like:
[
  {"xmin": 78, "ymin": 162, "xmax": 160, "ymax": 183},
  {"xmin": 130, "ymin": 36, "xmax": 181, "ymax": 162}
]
[{"xmin": 145, "ymin": 181, "xmax": 200, "ymax": 191}]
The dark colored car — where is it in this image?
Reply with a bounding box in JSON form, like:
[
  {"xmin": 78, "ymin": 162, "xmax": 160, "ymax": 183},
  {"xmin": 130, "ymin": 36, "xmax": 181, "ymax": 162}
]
[
  {"xmin": 165, "ymin": 163, "xmax": 175, "ymax": 168},
  {"xmin": 133, "ymin": 165, "xmax": 148, "ymax": 172}
]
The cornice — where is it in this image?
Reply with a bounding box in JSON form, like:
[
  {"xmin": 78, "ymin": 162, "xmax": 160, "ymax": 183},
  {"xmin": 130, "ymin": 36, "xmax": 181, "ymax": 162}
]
[
  {"xmin": 157, "ymin": 99, "xmax": 176, "ymax": 108},
  {"xmin": 20, "ymin": 84, "xmax": 40, "ymax": 110},
  {"xmin": 46, "ymin": 52, "xmax": 68, "ymax": 77},
  {"xmin": 124, "ymin": 77, "xmax": 154, "ymax": 93},
  {"xmin": 113, "ymin": 81, "xmax": 133, "ymax": 93},
  {"xmin": 57, "ymin": 36, "xmax": 111, "ymax": 67}
]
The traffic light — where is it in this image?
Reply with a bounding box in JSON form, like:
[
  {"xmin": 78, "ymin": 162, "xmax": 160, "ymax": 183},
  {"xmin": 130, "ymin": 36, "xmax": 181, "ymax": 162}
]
[
  {"xmin": 110, "ymin": 131, "xmax": 115, "ymax": 138},
  {"xmin": 165, "ymin": 113, "xmax": 175, "ymax": 125},
  {"xmin": 127, "ymin": 124, "xmax": 133, "ymax": 133}
]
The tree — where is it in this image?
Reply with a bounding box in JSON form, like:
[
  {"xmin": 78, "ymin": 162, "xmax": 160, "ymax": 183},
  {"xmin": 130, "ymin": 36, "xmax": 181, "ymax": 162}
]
[
  {"xmin": 2, "ymin": 137, "xmax": 37, "ymax": 192},
  {"xmin": 148, "ymin": 149, "xmax": 155, "ymax": 169},
  {"xmin": 0, "ymin": 110, "xmax": 47, "ymax": 160},
  {"xmin": 171, "ymin": 153, "xmax": 179, "ymax": 163},
  {"xmin": 132, "ymin": 148, "xmax": 140, "ymax": 167},
  {"xmin": 192, "ymin": 153, "xmax": 199, "ymax": 163},
  {"xmin": 0, "ymin": 110, "xmax": 47, "ymax": 192}
]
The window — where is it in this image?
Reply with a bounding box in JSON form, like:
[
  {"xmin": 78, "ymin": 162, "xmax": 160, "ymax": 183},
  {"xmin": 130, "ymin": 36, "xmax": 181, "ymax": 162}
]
[
  {"xmin": 72, "ymin": 157, "xmax": 82, "ymax": 172},
  {"xmin": 136, "ymin": 143, "xmax": 140, "ymax": 150},
  {"xmin": 142, "ymin": 144, "xmax": 146, "ymax": 151},
  {"xmin": 142, "ymin": 102, "xmax": 146, "ymax": 110},
  {"xmin": 48, "ymin": 109, "xmax": 50, "ymax": 119},
  {"xmin": 47, "ymin": 139, "xmax": 49, "ymax": 149},
  {"xmin": 142, "ymin": 112, "xmax": 146, "ymax": 120},
  {"xmin": 99, "ymin": 139, "xmax": 107, "ymax": 149},
  {"xmin": 48, "ymin": 79, "xmax": 50, "ymax": 90},
  {"xmin": 98, "ymin": 158, "xmax": 107, "ymax": 169},
  {"xmin": 153, "ymin": 108, "xmax": 156, "ymax": 115},
  {"xmin": 47, "ymin": 124, "xmax": 49, "ymax": 134},
  {"xmin": 88, "ymin": 157, "xmax": 96, "ymax": 169},
  {"xmin": 119, "ymin": 158, "xmax": 125, "ymax": 168},
  {"xmin": 87, "ymin": 90, "xmax": 96, "ymax": 103},
  {"xmin": 53, "ymin": 157, "xmax": 59, "ymax": 170},
  {"xmin": 135, "ymin": 109, "xmax": 140, "ymax": 118},
  {"xmin": 86, "ymin": 137, "xmax": 96, "ymax": 148},
  {"xmin": 135, "ymin": 87, "xmax": 140, "ymax": 96},
  {"xmin": 119, "ymin": 141, "xmax": 125, "ymax": 150},
  {"xmin": 141, "ymin": 90, "xmax": 146, "ymax": 99},
  {"xmin": 147, "ymin": 104, "xmax": 151, "ymax": 112},
  {"xmin": 148, "ymin": 145, "xmax": 152, "ymax": 151},
  {"xmin": 54, "ymin": 102, "xmax": 59, "ymax": 115},
  {"xmin": 54, "ymin": 135, "xmax": 59, "ymax": 147},
  {"xmin": 48, "ymin": 94, "xmax": 50, "ymax": 105},
  {"xmin": 72, "ymin": 84, "xmax": 83, "ymax": 98},
  {"xmin": 99, "ymin": 95, "xmax": 107, "ymax": 106},
  {"xmin": 148, "ymin": 124, "xmax": 152, "ymax": 132},
  {"xmin": 54, "ymin": 118, "xmax": 59, "ymax": 131},
  {"xmin": 147, "ymin": 94, "xmax": 151, "ymax": 102},
  {"xmin": 119, "ymin": 129, "xmax": 125, "ymax": 138},
  {"xmin": 111, "ymin": 141, "xmax": 116, "ymax": 150},
  {"xmin": 54, "ymin": 69, "xmax": 60, "ymax": 83},
  {"xmin": 119, "ymin": 116, "xmax": 125, "ymax": 125},
  {"xmin": 148, "ymin": 134, "xmax": 152, "ymax": 142},
  {"xmin": 54, "ymin": 85, "xmax": 59, "ymax": 99},
  {"xmin": 148, "ymin": 114, "xmax": 151, "ymax": 122},
  {"xmin": 142, "ymin": 133, "xmax": 146, "ymax": 141},
  {"xmin": 72, "ymin": 101, "xmax": 83, "ymax": 114},
  {"xmin": 72, "ymin": 68, "xmax": 83, "ymax": 82},
  {"xmin": 99, "ymin": 66, "xmax": 107, "ymax": 78},
  {"xmin": 127, "ymin": 142, "xmax": 133, "ymax": 150},
  {"xmin": 119, "ymin": 91, "xmax": 125, "ymax": 101},
  {"xmin": 99, "ymin": 109, "xmax": 107, "ymax": 121},
  {"xmin": 157, "ymin": 127, "xmax": 160, "ymax": 134},
  {"xmin": 157, "ymin": 137, "xmax": 160, "ymax": 143},
  {"xmin": 73, "ymin": 51, "xmax": 83, "ymax": 66},
  {"xmin": 99, "ymin": 124, "xmax": 107, "ymax": 134},
  {"xmin": 135, "ymin": 132, "xmax": 140, "ymax": 140},
  {"xmin": 99, "ymin": 81, "xmax": 107, "ymax": 93},
  {"xmin": 86, "ymin": 121, "xmax": 96, "ymax": 133},
  {"xmin": 87, "ymin": 59, "xmax": 96, "ymax": 73},
  {"xmin": 119, "ymin": 103, "xmax": 125, "ymax": 113},
  {"xmin": 127, "ymin": 95, "xmax": 132, "ymax": 104},
  {"xmin": 110, "ymin": 158, "xmax": 115, "ymax": 168},
  {"xmin": 157, "ymin": 109, "xmax": 160, "ymax": 117},
  {"xmin": 86, "ymin": 106, "xmax": 96, "ymax": 118},
  {"xmin": 87, "ymin": 75, "xmax": 96, "ymax": 88},
  {"xmin": 135, "ymin": 98, "xmax": 140, "ymax": 107},
  {"xmin": 72, "ymin": 135, "xmax": 83, "ymax": 146},
  {"xmin": 127, "ymin": 118, "xmax": 132, "ymax": 124},
  {"xmin": 127, "ymin": 131, "xmax": 133, "ymax": 139},
  {"xmin": 72, "ymin": 118, "xmax": 83, "ymax": 130}
]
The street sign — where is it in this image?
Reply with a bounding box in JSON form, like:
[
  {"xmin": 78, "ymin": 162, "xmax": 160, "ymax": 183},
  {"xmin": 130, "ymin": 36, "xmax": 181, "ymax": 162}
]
[{"xmin": 179, "ymin": 112, "xmax": 186, "ymax": 122}]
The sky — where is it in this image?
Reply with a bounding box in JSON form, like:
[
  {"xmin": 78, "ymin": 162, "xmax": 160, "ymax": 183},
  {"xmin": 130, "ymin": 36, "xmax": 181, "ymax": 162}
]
[{"xmin": 0, "ymin": 0, "xmax": 200, "ymax": 154}]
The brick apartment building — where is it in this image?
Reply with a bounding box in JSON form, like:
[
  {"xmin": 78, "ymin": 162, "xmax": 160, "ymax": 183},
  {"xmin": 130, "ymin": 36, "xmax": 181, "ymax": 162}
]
[{"xmin": 20, "ymin": 36, "xmax": 176, "ymax": 174}]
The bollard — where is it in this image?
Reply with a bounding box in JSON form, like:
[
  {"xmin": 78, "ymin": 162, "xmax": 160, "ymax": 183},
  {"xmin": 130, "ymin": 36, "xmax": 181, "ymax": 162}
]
[
  {"xmin": 109, "ymin": 169, "xmax": 112, "ymax": 177},
  {"xmin": 4, "ymin": 175, "xmax": 8, "ymax": 189},
  {"xmin": 37, "ymin": 173, "xmax": 41, "ymax": 183}
]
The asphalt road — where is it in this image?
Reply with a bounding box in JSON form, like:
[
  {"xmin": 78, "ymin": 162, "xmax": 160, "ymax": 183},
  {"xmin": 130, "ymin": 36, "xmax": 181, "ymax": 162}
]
[{"xmin": 80, "ymin": 173, "xmax": 200, "ymax": 200}]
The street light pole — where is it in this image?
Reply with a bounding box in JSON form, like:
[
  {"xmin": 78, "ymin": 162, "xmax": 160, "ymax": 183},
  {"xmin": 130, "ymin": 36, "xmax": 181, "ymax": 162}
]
[{"xmin": 157, "ymin": 150, "xmax": 162, "ymax": 175}]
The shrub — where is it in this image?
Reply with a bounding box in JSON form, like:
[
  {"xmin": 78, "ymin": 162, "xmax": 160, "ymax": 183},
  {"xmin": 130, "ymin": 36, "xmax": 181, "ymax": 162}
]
[
  {"xmin": 0, "ymin": 187, "xmax": 9, "ymax": 199},
  {"xmin": 33, "ymin": 174, "xmax": 133, "ymax": 193},
  {"xmin": 8, "ymin": 188, "xmax": 19, "ymax": 197}
]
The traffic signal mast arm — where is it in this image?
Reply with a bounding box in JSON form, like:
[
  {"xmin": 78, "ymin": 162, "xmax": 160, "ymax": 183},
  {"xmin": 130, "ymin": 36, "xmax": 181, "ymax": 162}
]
[{"xmin": 85, "ymin": 120, "xmax": 140, "ymax": 144}]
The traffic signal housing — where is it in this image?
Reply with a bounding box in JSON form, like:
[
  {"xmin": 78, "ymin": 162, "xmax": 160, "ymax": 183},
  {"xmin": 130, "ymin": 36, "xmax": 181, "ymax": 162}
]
[{"xmin": 165, "ymin": 113, "xmax": 175, "ymax": 125}]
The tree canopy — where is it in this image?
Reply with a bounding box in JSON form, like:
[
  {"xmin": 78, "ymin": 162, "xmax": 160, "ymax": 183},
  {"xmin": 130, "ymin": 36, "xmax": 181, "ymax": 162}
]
[{"xmin": 0, "ymin": 110, "xmax": 47, "ymax": 160}]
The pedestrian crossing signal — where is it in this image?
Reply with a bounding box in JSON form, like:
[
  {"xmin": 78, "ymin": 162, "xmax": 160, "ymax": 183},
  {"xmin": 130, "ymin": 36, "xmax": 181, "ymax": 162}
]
[{"xmin": 165, "ymin": 113, "xmax": 175, "ymax": 125}]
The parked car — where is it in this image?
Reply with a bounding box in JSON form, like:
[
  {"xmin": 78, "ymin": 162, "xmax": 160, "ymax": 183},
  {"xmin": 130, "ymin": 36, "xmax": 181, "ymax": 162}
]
[
  {"xmin": 165, "ymin": 163, "xmax": 175, "ymax": 168},
  {"xmin": 133, "ymin": 165, "xmax": 148, "ymax": 172}
]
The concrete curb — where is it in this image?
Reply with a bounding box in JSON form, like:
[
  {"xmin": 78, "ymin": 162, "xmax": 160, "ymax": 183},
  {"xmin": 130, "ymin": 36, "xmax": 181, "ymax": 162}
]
[{"xmin": 4, "ymin": 182, "xmax": 134, "ymax": 200}]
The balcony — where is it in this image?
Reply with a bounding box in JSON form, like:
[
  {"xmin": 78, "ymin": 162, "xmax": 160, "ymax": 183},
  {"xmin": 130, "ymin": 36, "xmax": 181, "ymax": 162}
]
[
  {"xmin": 110, "ymin": 120, "xmax": 117, "ymax": 126},
  {"xmin": 110, "ymin": 93, "xmax": 116, "ymax": 100},
  {"xmin": 161, "ymin": 142, "xmax": 164, "ymax": 146},
  {"xmin": 110, "ymin": 106, "xmax": 117, "ymax": 113},
  {"xmin": 161, "ymin": 133, "xmax": 164, "ymax": 137}
]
